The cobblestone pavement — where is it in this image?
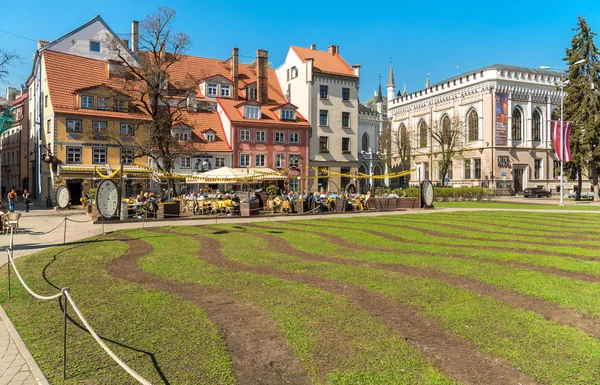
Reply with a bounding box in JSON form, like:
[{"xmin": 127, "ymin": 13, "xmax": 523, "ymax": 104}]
[{"xmin": 0, "ymin": 197, "xmax": 598, "ymax": 384}]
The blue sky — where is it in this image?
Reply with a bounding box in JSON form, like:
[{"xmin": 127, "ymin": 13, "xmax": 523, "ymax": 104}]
[{"xmin": 1, "ymin": 0, "xmax": 599, "ymax": 101}]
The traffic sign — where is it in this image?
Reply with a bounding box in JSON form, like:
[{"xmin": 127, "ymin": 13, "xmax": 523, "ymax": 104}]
[
  {"xmin": 502, "ymin": 171, "xmax": 507, "ymax": 177},
  {"xmin": 444, "ymin": 177, "xmax": 450, "ymax": 183}
]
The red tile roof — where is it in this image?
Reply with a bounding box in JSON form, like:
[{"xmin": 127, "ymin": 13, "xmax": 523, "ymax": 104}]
[
  {"xmin": 43, "ymin": 51, "xmax": 149, "ymax": 120},
  {"xmin": 179, "ymin": 109, "xmax": 231, "ymax": 152},
  {"xmin": 12, "ymin": 93, "xmax": 28, "ymax": 105},
  {"xmin": 290, "ymin": 46, "xmax": 357, "ymax": 78},
  {"xmin": 218, "ymin": 98, "xmax": 309, "ymax": 127}
]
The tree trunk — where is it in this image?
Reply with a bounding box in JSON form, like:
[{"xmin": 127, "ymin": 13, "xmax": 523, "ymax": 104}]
[{"xmin": 591, "ymin": 159, "xmax": 599, "ymax": 202}]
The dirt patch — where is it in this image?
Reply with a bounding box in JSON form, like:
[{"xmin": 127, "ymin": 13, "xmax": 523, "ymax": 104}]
[
  {"xmin": 107, "ymin": 234, "xmax": 310, "ymax": 385},
  {"xmin": 187, "ymin": 225, "xmax": 538, "ymax": 385}
]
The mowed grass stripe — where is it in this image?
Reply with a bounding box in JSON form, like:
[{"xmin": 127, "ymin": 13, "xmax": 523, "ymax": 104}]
[
  {"xmin": 132, "ymin": 228, "xmax": 455, "ymax": 385},
  {"xmin": 450, "ymin": 212, "xmax": 600, "ymax": 233},
  {"xmin": 352, "ymin": 216, "xmax": 600, "ymax": 248},
  {"xmin": 250, "ymin": 222, "xmax": 600, "ymax": 318},
  {"xmin": 266, "ymin": 221, "xmax": 600, "ymax": 279},
  {"xmin": 434, "ymin": 201, "xmax": 600, "ymax": 210},
  {"xmin": 202, "ymin": 225, "xmax": 600, "ymax": 385},
  {"xmin": 393, "ymin": 216, "xmax": 599, "ymax": 241},
  {"xmin": 317, "ymin": 217, "xmax": 599, "ymax": 258},
  {"xmin": 0, "ymin": 238, "xmax": 236, "ymax": 385}
]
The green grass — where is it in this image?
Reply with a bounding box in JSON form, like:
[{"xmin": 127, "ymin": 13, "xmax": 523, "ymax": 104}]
[
  {"xmin": 3, "ymin": 211, "xmax": 600, "ymax": 384},
  {"xmin": 434, "ymin": 201, "xmax": 600, "ymax": 210}
]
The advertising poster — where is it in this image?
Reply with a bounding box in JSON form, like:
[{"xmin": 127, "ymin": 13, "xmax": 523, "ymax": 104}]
[{"xmin": 495, "ymin": 93, "xmax": 508, "ymax": 146}]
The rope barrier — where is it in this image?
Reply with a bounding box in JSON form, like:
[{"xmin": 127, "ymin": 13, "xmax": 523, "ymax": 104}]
[{"xmin": 4, "ymin": 227, "xmax": 152, "ymax": 385}]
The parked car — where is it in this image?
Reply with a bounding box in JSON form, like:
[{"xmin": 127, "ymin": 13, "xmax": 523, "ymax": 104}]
[{"xmin": 523, "ymin": 187, "xmax": 552, "ymax": 198}]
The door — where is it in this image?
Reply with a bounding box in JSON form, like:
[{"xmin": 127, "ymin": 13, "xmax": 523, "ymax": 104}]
[
  {"xmin": 67, "ymin": 180, "xmax": 82, "ymax": 205},
  {"xmin": 513, "ymin": 169, "xmax": 524, "ymax": 193}
]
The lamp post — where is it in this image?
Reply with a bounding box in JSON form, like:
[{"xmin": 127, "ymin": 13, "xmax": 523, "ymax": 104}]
[
  {"xmin": 540, "ymin": 59, "xmax": 585, "ymax": 205},
  {"xmin": 361, "ymin": 147, "xmax": 380, "ymax": 192}
]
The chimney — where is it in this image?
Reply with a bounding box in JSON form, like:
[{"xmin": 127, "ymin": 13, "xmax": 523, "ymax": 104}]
[
  {"xmin": 328, "ymin": 45, "xmax": 339, "ymax": 56},
  {"xmin": 256, "ymin": 49, "xmax": 269, "ymax": 104},
  {"xmin": 306, "ymin": 58, "xmax": 314, "ymax": 84},
  {"xmin": 37, "ymin": 40, "xmax": 49, "ymax": 50},
  {"xmin": 6, "ymin": 87, "xmax": 17, "ymax": 102},
  {"xmin": 232, "ymin": 47, "xmax": 239, "ymax": 100},
  {"xmin": 310, "ymin": 44, "xmax": 316, "ymax": 50},
  {"xmin": 352, "ymin": 64, "xmax": 360, "ymax": 90},
  {"xmin": 131, "ymin": 20, "xmax": 139, "ymax": 54},
  {"xmin": 122, "ymin": 39, "xmax": 129, "ymax": 49}
]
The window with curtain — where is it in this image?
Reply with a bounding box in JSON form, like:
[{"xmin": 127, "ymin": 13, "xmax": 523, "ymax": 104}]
[
  {"xmin": 512, "ymin": 108, "xmax": 522, "ymax": 141},
  {"xmin": 532, "ymin": 110, "xmax": 541, "ymax": 142},
  {"xmin": 419, "ymin": 120, "xmax": 427, "ymax": 148},
  {"xmin": 468, "ymin": 109, "xmax": 479, "ymax": 141}
]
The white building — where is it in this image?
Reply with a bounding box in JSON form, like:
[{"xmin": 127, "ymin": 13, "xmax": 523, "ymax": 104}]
[
  {"xmin": 276, "ymin": 45, "xmax": 360, "ymax": 192},
  {"xmin": 387, "ymin": 64, "xmax": 564, "ymax": 194}
]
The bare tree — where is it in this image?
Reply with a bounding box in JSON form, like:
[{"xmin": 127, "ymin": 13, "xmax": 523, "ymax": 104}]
[
  {"xmin": 105, "ymin": 7, "xmax": 202, "ymax": 191},
  {"xmin": 428, "ymin": 115, "xmax": 466, "ymax": 186},
  {"xmin": 0, "ymin": 49, "xmax": 19, "ymax": 81},
  {"xmin": 391, "ymin": 123, "xmax": 412, "ymax": 186}
]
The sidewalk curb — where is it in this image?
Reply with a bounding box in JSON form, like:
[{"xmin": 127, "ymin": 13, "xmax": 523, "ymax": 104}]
[{"xmin": 0, "ymin": 304, "xmax": 49, "ymax": 385}]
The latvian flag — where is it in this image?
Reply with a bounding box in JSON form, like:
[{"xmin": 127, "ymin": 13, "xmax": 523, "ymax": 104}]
[{"xmin": 551, "ymin": 121, "xmax": 573, "ymax": 162}]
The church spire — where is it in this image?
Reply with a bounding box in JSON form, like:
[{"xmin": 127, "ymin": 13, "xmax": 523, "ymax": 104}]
[
  {"xmin": 377, "ymin": 74, "xmax": 383, "ymax": 102},
  {"xmin": 387, "ymin": 61, "xmax": 395, "ymax": 88},
  {"xmin": 425, "ymin": 72, "xmax": 430, "ymax": 88},
  {"xmin": 402, "ymin": 82, "xmax": 407, "ymax": 97}
]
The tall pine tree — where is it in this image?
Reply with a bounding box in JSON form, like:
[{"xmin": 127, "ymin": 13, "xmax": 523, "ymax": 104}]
[{"xmin": 563, "ymin": 16, "xmax": 600, "ymax": 200}]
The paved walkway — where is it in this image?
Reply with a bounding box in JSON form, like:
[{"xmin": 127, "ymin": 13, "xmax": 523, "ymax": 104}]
[{"xmin": 0, "ymin": 197, "xmax": 599, "ymax": 384}]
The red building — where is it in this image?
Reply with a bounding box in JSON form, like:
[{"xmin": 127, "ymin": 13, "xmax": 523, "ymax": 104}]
[{"xmin": 168, "ymin": 48, "xmax": 310, "ymax": 192}]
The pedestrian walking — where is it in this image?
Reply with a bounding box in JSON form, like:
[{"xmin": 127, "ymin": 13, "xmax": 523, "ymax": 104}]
[
  {"xmin": 7, "ymin": 188, "xmax": 17, "ymax": 212},
  {"xmin": 23, "ymin": 189, "xmax": 31, "ymax": 212}
]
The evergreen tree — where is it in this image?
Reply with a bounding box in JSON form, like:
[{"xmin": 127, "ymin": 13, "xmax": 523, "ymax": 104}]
[{"xmin": 563, "ymin": 16, "xmax": 600, "ymax": 200}]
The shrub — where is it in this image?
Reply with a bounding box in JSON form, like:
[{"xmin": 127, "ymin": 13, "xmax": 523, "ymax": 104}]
[{"xmin": 433, "ymin": 187, "xmax": 492, "ymax": 201}]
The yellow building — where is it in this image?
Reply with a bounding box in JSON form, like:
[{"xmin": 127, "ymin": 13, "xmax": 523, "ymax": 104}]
[{"xmin": 27, "ymin": 16, "xmax": 149, "ymax": 204}]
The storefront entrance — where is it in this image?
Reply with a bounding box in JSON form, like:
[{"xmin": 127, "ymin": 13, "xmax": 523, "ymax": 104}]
[
  {"xmin": 67, "ymin": 180, "xmax": 82, "ymax": 205},
  {"xmin": 513, "ymin": 168, "xmax": 524, "ymax": 194}
]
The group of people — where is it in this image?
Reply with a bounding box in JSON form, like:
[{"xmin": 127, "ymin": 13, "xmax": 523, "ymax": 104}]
[{"xmin": 5, "ymin": 188, "xmax": 31, "ymax": 213}]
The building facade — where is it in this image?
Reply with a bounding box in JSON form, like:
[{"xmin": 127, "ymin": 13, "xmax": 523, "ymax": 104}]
[
  {"xmin": 1, "ymin": 88, "xmax": 29, "ymax": 195},
  {"xmin": 26, "ymin": 16, "xmax": 149, "ymax": 204},
  {"xmin": 357, "ymin": 87, "xmax": 388, "ymax": 192},
  {"xmin": 276, "ymin": 45, "xmax": 360, "ymax": 192},
  {"xmin": 388, "ymin": 64, "xmax": 563, "ymax": 194}
]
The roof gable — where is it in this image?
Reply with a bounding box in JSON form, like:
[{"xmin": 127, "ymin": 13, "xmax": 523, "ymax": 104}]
[
  {"xmin": 290, "ymin": 46, "xmax": 356, "ymax": 78},
  {"xmin": 41, "ymin": 15, "xmax": 137, "ymax": 65}
]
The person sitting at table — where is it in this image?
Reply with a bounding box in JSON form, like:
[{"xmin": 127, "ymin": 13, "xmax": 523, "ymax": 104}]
[
  {"xmin": 329, "ymin": 191, "xmax": 339, "ymax": 199},
  {"xmin": 136, "ymin": 194, "xmax": 144, "ymax": 204},
  {"xmin": 388, "ymin": 191, "xmax": 399, "ymax": 198},
  {"xmin": 288, "ymin": 191, "xmax": 296, "ymax": 203}
]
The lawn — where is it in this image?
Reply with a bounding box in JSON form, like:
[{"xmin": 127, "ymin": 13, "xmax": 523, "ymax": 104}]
[
  {"xmin": 435, "ymin": 200, "xmax": 600, "ymax": 210},
  {"xmin": 2, "ymin": 211, "xmax": 600, "ymax": 384}
]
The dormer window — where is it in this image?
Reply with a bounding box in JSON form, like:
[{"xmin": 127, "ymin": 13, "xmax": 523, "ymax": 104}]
[
  {"xmin": 245, "ymin": 106, "xmax": 260, "ymax": 119},
  {"xmin": 97, "ymin": 97, "xmax": 109, "ymax": 110},
  {"xmin": 281, "ymin": 109, "xmax": 295, "ymax": 120},
  {"xmin": 207, "ymin": 83, "xmax": 218, "ymax": 97},
  {"xmin": 220, "ymin": 85, "xmax": 231, "ymax": 97},
  {"xmin": 204, "ymin": 132, "xmax": 215, "ymax": 142},
  {"xmin": 173, "ymin": 127, "xmax": 190, "ymax": 142},
  {"xmin": 82, "ymin": 95, "xmax": 94, "ymax": 109},
  {"xmin": 247, "ymin": 87, "xmax": 257, "ymax": 100},
  {"xmin": 115, "ymin": 100, "xmax": 125, "ymax": 112},
  {"xmin": 89, "ymin": 41, "xmax": 100, "ymax": 52}
]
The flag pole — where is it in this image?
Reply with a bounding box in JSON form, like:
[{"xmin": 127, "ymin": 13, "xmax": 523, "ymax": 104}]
[{"xmin": 560, "ymin": 70, "xmax": 565, "ymax": 206}]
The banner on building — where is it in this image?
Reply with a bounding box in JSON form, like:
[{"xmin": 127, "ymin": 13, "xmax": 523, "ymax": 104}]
[
  {"xmin": 495, "ymin": 93, "xmax": 508, "ymax": 146},
  {"xmin": 551, "ymin": 121, "xmax": 573, "ymax": 162}
]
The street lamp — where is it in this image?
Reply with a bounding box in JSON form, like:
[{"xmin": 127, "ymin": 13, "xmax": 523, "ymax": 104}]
[
  {"xmin": 540, "ymin": 59, "xmax": 585, "ymax": 205},
  {"xmin": 361, "ymin": 148, "xmax": 380, "ymax": 192}
]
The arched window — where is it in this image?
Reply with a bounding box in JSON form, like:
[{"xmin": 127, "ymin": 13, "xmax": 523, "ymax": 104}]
[
  {"xmin": 532, "ymin": 109, "xmax": 541, "ymax": 142},
  {"xmin": 362, "ymin": 133, "xmax": 370, "ymax": 152},
  {"xmin": 440, "ymin": 115, "xmax": 451, "ymax": 146},
  {"xmin": 419, "ymin": 120, "xmax": 427, "ymax": 148},
  {"xmin": 512, "ymin": 108, "xmax": 522, "ymax": 141},
  {"xmin": 468, "ymin": 109, "xmax": 479, "ymax": 141}
]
